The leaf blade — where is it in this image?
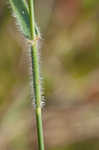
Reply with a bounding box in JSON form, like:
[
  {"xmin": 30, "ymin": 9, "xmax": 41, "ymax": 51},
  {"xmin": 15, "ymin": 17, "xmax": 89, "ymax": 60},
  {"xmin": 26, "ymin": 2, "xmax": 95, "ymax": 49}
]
[{"xmin": 9, "ymin": 0, "xmax": 31, "ymax": 39}]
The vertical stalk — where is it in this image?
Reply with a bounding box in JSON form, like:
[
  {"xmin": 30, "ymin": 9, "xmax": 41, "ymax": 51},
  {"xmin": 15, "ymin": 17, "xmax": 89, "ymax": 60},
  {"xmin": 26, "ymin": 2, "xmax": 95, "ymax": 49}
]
[{"xmin": 28, "ymin": 0, "xmax": 45, "ymax": 150}]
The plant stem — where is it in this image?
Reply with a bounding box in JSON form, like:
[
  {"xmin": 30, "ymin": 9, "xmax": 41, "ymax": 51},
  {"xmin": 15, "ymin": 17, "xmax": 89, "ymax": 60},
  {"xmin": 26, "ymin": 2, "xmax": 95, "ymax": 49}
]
[{"xmin": 28, "ymin": 0, "xmax": 45, "ymax": 150}]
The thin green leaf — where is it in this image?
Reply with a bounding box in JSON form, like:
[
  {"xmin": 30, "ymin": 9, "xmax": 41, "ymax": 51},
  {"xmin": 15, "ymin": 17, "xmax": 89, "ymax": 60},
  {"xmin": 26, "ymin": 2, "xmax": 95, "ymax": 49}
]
[{"xmin": 9, "ymin": 0, "xmax": 40, "ymax": 39}]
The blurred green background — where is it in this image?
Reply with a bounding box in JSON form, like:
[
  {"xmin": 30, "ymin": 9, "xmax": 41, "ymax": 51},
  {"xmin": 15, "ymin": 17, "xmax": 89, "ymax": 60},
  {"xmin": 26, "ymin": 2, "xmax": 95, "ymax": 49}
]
[{"xmin": 0, "ymin": 0, "xmax": 99, "ymax": 149}]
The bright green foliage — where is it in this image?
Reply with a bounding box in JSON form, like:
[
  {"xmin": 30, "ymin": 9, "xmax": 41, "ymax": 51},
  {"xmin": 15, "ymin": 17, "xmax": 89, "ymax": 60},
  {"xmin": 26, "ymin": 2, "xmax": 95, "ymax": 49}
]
[{"xmin": 9, "ymin": 0, "xmax": 39, "ymax": 39}]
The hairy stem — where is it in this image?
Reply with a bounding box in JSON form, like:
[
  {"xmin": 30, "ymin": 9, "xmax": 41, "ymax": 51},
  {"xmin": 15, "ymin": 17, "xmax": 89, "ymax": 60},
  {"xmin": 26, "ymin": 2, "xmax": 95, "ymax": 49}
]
[{"xmin": 28, "ymin": 0, "xmax": 45, "ymax": 150}]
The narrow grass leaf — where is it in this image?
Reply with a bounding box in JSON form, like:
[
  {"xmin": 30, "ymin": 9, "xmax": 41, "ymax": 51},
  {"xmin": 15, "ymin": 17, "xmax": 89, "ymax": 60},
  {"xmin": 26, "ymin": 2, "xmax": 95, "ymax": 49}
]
[{"xmin": 9, "ymin": 0, "xmax": 31, "ymax": 39}]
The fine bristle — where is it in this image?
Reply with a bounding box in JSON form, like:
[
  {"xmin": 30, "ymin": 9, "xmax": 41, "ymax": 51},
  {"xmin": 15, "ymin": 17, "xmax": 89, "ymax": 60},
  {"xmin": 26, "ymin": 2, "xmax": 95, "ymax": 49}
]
[{"xmin": 27, "ymin": 42, "xmax": 45, "ymax": 108}]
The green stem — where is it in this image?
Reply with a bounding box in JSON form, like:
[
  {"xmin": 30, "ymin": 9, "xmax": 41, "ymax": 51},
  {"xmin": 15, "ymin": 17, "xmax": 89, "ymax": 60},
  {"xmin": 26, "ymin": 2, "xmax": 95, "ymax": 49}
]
[{"xmin": 28, "ymin": 0, "xmax": 45, "ymax": 150}]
